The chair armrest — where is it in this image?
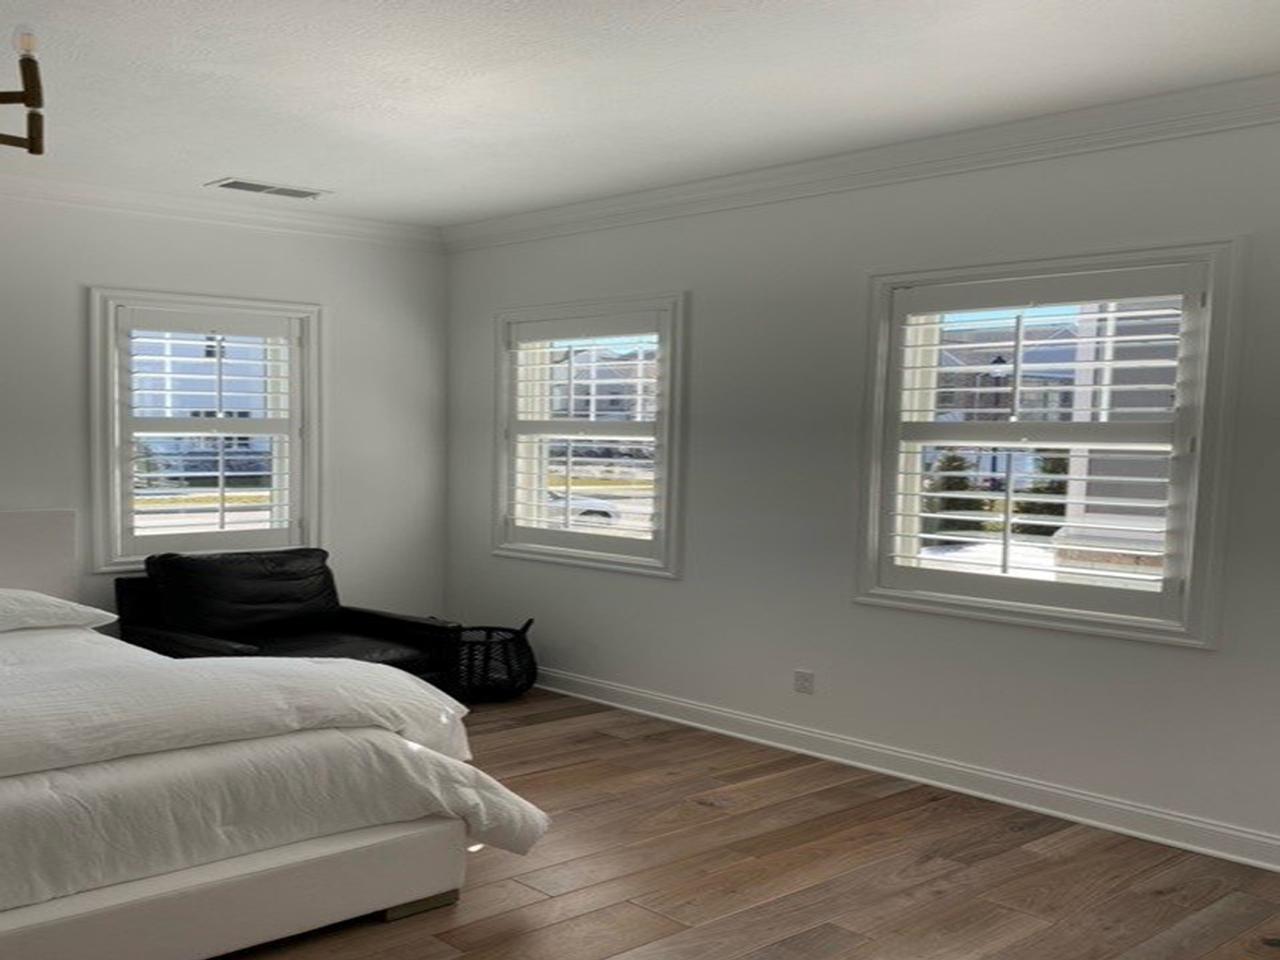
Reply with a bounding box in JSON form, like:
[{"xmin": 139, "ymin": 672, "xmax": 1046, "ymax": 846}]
[
  {"xmin": 115, "ymin": 575, "xmax": 163, "ymax": 628},
  {"xmin": 337, "ymin": 607, "xmax": 461, "ymax": 647},
  {"xmin": 121, "ymin": 624, "xmax": 260, "ymax": 658}
]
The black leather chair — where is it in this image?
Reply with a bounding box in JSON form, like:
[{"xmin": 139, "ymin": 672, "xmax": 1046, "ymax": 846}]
[{"xmin": 115, "ymin": 549, "xmax": 459, "ymax": 688}]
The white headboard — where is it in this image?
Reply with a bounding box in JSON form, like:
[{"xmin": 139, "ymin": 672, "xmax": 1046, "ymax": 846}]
[{"xmin": 0, "ymin": 510, "xmax": 79, "ymax": 598}]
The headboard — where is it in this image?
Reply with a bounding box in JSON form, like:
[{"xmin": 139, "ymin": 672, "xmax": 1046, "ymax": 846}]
[{"xmin": 0, "ymin": 510, "xmax": 78, "ymax": 598}]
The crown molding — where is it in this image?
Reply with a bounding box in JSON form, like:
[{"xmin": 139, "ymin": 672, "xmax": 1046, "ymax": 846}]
[
  {"xmin": 443, "ymin": 72, "xmax": 1280, "ymax": 253},
  {"xmin": 0, "ymin": 173, "xmax": 442, "ymax": 248},
  {"xmin": 5, "ymin": 72, "xmax": 1278, "ymax": 253}
]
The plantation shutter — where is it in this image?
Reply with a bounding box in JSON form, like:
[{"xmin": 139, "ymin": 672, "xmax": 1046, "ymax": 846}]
[
  {"xmin": 117, "ymin": 307, "xmax": 303, "ymax": 557},
  {"xmin": 497, "ymin": 297, "xmax": 682, "ymax": 575},
  {"xmin": 507, "ymin": 313, "xmax": 662, "ymax": 542},
  {"xmin": 878, "ymin": 262, "xmax": 1208, "ymax": 619}
]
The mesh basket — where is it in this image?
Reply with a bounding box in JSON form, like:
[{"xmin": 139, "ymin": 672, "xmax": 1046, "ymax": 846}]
[{"xmin": 449, "ymin": 618, "xmax": 537, "ymax": 703}]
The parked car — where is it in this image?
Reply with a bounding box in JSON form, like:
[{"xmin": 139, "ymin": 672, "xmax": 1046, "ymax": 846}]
[{"xmin": 546, "ymin": 490, "xmax": 621, "ymax": 524}]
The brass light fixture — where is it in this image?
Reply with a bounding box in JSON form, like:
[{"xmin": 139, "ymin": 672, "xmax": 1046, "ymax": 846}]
[{"xmin": 0, "ymin": 26, "xmax": 43, "ymax": 154}]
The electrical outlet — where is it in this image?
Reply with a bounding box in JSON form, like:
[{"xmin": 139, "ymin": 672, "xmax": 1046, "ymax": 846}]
[{"xmin": 793, "ymin": 669, "xmax": 815, "ymax": 695}]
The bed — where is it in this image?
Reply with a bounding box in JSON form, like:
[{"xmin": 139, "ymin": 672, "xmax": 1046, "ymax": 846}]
[{"xmin": 0, "ymin": 511, "xmax": 549, "ymax": 960}]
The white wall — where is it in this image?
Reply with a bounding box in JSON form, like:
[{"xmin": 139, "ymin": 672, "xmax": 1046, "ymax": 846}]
[
  {"xmin": 0, "ymin": 199, "xmax": 449, "ymax": 614},
  {"xmin": 446, "ymin": 124, "xmax": 1280, "ymax": 859}
]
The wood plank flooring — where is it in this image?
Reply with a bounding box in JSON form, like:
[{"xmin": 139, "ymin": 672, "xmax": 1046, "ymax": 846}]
[{"xmin": 224, "ymin": 690, "xmax": 1280, "ymax": 960}]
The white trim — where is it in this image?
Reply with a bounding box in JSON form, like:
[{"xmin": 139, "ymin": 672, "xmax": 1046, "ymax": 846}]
[
  {"xmin": 853, "ymin": 241, "xmax": 1240, "ymax": 648},
  {"xmin": 854, "ymin": 588, "xmax": 1206, "ymax": 649},
  {"xmin": 493, "ymin": 541, "xmax": 679, "ymax": 579},
  {"xmin": 442, "ymin": 73, "xmax": 1280, "ymax": 252},
  {"xmin": 0, "ymin": 172, "xmax": 440, "ymax": 248},
  {"xmin": 897, "ymin": 420, "xmax": 1174, "ymax": 446},
  {"xmin": 90, "ymin": 287, "xmax": 323, "ymax": 573},
  {"xmin": 491, "ymin": 293, "xmax": 687, "ymax": 578},
  {"xmin": 537, "ymin": 668, "xmax": 1280, "ymax": 872}
]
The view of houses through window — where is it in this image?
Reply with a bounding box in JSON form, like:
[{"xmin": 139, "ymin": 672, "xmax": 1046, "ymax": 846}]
[
  {"xmin": 894, "ymin": 296, "xmax": 1181, "ymax": 591},
  {"xmin": 511, "ymin": 333, "xmax": 660, "ymax": 539},
  {"xmin": 128, "ymin": 329, "xmax": 292, "ymax": 537}
]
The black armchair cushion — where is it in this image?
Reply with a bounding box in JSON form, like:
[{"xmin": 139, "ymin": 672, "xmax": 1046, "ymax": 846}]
[
  {"xmin": 145, "ymin": 548, "xmax": 340, "ymax": 639},
  {"xmin": 337, "ymin": 607, "xmax": 459, "ymax": 644},
  {"xmin": 263, "ymin": 631, "xmax": 427, "ymax": 665},
  {"xmin": 122, "ymin": 624, "xmax": 261, "ymax": 659}
]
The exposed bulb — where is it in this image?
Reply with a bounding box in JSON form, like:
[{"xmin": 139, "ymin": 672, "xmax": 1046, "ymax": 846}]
[{"xmin": 12, "ymin": 25, "xmax": 37, "ymax": 57}]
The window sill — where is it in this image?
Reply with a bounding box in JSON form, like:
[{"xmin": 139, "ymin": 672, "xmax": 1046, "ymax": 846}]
[
  {"xmin": 494, "ymin": 542, "xmax": 680, "ymax": 579},
  {"xmin": 853, "ymin": 585, "xmax": 1213, "ymax": 649},
  {"xmin": 94, "ymin": 557, "xmax": 147, "ymax": 575}
]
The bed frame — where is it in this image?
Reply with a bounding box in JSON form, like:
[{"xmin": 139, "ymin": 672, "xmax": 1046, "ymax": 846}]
[
  {"xmin": 0, "ymin": 820, "xmax": 466, "ymax": 960},
  {"xmin": 0, "ymin": 511, "xmax": 471, "ymax": 960}
]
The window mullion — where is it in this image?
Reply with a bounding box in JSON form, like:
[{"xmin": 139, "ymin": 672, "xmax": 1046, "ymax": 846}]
[
  {"xmin": 512, "ymin": 419, "xmax": 657, "ymax": 439},
  {"xmin": 215, "ymin": 436, "xmax": 226, "ymax": 532},
  {"xmin": 1010, "ymin": 310, "xmax": 1024, "ymax": 421},
  {"xmin": 214, "ymin": 333, "xmax": 224, "ymax": 418},
  {"xmin": 563, "ymin": 441, "xmax": 574, "ymax": 527},
  {"xmin": 123, "ymin": 417, "xmax": 289, "ymax": 436},
  {"xmin": 999, "ymin": 451, "xmax": 1014, "ymax": 575},
  {"xmin": 215, "ymin": 336, "xmax": 226, "ymax": 531},
  {"xmin": 1100, "ymin": 302, "xmax": 1117, "ymax": 422},
  {"xmin": 897, "ymin": 420, "xmax": 1173, "ymax": 447}
]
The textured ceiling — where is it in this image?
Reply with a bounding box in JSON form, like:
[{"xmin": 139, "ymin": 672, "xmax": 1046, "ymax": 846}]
[{"xmin": 1, "ymin": 0, "xmax": 1279, "ymax": 227}]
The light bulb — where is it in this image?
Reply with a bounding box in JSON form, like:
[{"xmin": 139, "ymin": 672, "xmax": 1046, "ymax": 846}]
[{"xmin": 12, "ymin": 25, "xmax": 37, "ymax": 57}]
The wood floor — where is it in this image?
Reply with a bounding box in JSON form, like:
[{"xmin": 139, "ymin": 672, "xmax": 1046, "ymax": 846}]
[{"xmin": 227, "ymin": 690, "xmax": 1280, "ymax": 960}]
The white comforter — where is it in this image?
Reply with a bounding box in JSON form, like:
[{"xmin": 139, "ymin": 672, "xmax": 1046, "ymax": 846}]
[{"xmin": 0, "ymin": 628, "xmax": 550, "ymax": 912}]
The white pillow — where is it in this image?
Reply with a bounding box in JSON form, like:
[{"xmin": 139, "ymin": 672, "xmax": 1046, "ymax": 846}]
[{"xmin": 0, "ymin": 589, "xmax": 117, "ymax": 633}]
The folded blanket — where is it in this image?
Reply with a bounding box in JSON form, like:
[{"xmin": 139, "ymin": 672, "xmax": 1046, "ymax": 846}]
[{"xmin": 0, "ymin": 656, "xmax": 473, "ymax": 777}]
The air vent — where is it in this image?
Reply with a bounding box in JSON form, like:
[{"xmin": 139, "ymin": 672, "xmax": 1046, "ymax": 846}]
[{"xmin": 205, "ymin": 178, "xmax": 330, "ymax": 200}]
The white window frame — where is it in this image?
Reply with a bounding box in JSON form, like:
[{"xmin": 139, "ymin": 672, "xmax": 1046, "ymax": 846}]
[
  {"xmin": 855, "ymin": 243, "xmax": 1241, "ymax": 648},
  {"xmin": 493, "ymin": 293, "xmax": 685, "ymax": 578},
  {"xmin": 91, "ymin": 288, "xmax": 322, "ymax": 572}
]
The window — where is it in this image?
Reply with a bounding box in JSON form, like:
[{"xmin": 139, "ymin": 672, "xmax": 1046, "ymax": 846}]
[
  {"xmin": 858, "ymin": 246, "xmax": 1238, "ymax": 646},
  {"xmin": 495, "ymin": 294, "xmax": 684, "ymax": 576},
  {"xmin": 92, "ymin": 289, "xmax": 320, "ymax": 571}
]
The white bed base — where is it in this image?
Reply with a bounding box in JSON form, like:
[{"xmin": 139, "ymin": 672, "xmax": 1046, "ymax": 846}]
[{"xmin": 0, "ymin": 817, "xmax": 467, "ymax": 960}]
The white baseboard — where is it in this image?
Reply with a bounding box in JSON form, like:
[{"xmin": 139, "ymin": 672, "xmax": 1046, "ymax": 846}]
[{"xmin": 537, "ymin": 667, "xmax": 1280, "ymax": 872}]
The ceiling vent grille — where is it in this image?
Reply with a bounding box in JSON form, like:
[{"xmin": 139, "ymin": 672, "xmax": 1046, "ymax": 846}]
[{"xmin": 205, "ymin": 178, "xmax": 330, "ymax": 200}]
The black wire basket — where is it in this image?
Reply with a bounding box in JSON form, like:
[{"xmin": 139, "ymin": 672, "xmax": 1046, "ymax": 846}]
[{"xmin": 448, "ymin": 618, "xmax": 537, "ymax": 703}]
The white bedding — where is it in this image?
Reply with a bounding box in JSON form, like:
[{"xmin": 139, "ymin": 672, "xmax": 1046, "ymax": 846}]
[
  {"xmin": 0, "ymin": 624, "xmax": 159, "ymax": 669},
  {"xmin": 0, "ymin": 627, "xmax": 550, "ymax": 912}
]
